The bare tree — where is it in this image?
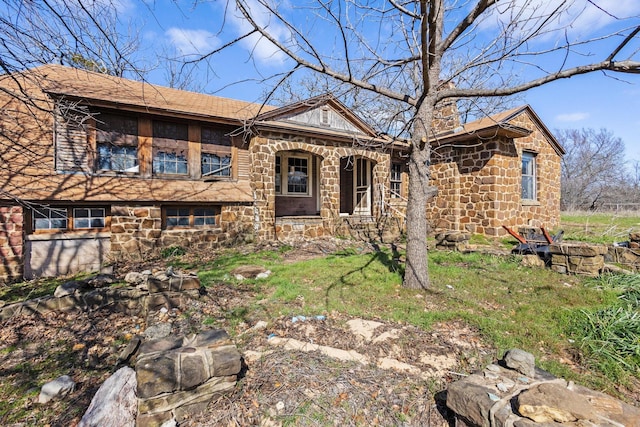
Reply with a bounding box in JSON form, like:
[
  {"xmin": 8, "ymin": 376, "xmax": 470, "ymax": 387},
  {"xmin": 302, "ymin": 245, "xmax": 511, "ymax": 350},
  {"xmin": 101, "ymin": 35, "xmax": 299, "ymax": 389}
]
[
  {"xmin": 558, "ymin": 128, "xmax": 627, "ymax": 211},
  {"xmin": 192, "ymin": 0, "xmax": 640, "ymax": 289},
  {"xmin": 0, "ymin": 0, "xmax": 144, "ymax": 77}
]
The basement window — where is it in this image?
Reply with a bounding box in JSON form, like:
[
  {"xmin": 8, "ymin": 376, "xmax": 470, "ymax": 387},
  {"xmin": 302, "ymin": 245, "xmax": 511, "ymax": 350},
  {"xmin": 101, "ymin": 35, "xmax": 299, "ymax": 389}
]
[
  {"xmin": 163, "ymin": 206, "xmax": 220, "ymax": 229},
  {"xmin": 30, "ymin": 206, "xmax": 109, "ymax": 233}
]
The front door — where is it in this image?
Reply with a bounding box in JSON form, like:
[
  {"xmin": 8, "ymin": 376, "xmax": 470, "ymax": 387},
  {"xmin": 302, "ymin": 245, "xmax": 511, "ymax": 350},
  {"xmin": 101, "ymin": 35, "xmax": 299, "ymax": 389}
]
[{"xmin": 353, "ymin": 158, "xmax": 371, "ymax": 216}]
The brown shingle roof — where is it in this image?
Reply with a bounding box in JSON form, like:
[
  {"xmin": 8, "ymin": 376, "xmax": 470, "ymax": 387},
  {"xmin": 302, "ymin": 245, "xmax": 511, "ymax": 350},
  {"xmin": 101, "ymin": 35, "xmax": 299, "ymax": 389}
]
[{"xmin": 23, "ymin": 64, "xmax": 275, "ymax": 122}]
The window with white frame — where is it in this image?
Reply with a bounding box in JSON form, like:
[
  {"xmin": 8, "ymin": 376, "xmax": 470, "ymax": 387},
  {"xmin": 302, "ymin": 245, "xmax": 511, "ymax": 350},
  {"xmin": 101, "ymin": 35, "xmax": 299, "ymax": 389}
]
[
  {"xmin": 521, "ymin": 151, "xmax": 537, "ymax": 201},
  {"xmin": 390, "ymin": 163, "xmax": 403, "ymax": 198},
  {"xmin": 31, "ymin": 206, "xmax": 108, "ymax": 232},
  {"xmin": 33, "ymin": 207, "xmax": 68, "ymax": 231},
  {"xmin": 275, "ymin": 153, "xmax": 311, "ymax": 196},
  {"xmin": 73, "ymin": 208, "xmax": 106, "ymax": 229}
]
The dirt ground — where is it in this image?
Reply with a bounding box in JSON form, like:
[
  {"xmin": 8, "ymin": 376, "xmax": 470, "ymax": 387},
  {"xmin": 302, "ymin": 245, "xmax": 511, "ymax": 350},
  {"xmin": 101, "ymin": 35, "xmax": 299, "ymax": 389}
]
[{"xmin": 0, "ymin": 241, "xmax": 494, "ymax": 426}]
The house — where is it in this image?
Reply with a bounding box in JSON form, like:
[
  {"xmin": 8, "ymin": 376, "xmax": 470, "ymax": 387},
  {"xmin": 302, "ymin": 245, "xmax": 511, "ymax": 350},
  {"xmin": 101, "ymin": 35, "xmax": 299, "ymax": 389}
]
[
  {"xmin": 427, "ymin": 101, "xmax": 565, "ymax": 236},
  {"xmin": 0, "ymin": 65, "xmax": 562, "ymax": 282}
]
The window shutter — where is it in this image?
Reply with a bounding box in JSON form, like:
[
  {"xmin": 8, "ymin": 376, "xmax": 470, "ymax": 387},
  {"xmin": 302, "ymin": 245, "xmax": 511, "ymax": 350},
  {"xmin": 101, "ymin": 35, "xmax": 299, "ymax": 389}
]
[{"xmin": 54, "ymin": 103, "xmax": 91, "ymax": 173}]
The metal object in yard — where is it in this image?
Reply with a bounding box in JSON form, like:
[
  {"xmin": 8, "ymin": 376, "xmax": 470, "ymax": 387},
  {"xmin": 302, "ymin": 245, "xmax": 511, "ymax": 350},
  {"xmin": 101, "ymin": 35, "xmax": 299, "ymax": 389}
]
[{"xmin": 502, "ymin": 225, "xmax": 564, "ymax": 256}]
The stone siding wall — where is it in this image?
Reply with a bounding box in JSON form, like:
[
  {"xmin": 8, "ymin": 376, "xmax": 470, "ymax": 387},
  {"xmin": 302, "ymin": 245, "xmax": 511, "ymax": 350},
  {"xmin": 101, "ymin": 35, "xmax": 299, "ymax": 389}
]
[
  {"xmin": 428, "ymin": 112, "xmax": 561, "ymax": 236},
  {"xmin": 110, "ymin": 204, "xmax": 253, "ymax": 262},
  {"xmin": 250, "ymin": 133, "xmax": 390, "ymax": 241},
  {"xmin": 0, "ymin": 205, "xmax": 24, "ymax": 283}
]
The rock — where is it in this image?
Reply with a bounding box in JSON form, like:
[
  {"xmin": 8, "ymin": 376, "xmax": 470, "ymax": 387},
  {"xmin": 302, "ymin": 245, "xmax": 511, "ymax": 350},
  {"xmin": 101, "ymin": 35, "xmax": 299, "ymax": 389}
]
[
  {"xmin": 143, "ymin": 322, "xmax": 172, "ymax": 340},
  {"xmin": 521, "ymin": 254, "xmax": 546, "ymax": 268},
  {"xmin": 54, "ymin": 281, "xmax": 84, "ymax": 298},
  {"xmin": 230, "ymin": 265, "xmax": 269, "ymax": 279},
  {"xmin": 124, "ymin": 272, "xmax": 147, "ymax": 285},
  {"xmin": 86, "ymin": 274, "xmax": 116, "ymax": 288},
  {"xmin": 256, "ymin": 270, "xmax": 272, "ymax": 279},
  {"xmin": 516, "ymin": 383, "xmax": 594, "ymax": 423},
  {"xmin": 117, "ymin": 335, "xmax": 142, "ymax": 364},
  {"xmin": 136, "ymin": 329, "xmax": 241, "ymax": 423},
  {"xmin": 78, "ymin": 367, "xmax": 137, "ymax": 427},
  {"xmin": 446, "ymin": 379, "xmax": 496, "ymax": 427},
  {"xmin": 38, "ymin": 375, "xmax": 76, "ymax": 404},
  {"xmin": 503, "ymin": 348, "xmax": 536, "ymax": 378},
  {"xmin": 147, "ymin": 276, "xmax": 201, "ymax": 293}
]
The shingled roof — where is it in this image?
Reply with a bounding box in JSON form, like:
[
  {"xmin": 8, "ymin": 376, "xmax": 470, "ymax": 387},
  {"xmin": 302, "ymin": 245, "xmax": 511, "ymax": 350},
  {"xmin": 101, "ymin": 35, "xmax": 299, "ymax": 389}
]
[
  {"xmin": 433, "ymin": 105, "xmax": 565, "ymax": 156},
  {"xmin": 18, "ymin": 64, "xmax": 276, "ymax": 123}
]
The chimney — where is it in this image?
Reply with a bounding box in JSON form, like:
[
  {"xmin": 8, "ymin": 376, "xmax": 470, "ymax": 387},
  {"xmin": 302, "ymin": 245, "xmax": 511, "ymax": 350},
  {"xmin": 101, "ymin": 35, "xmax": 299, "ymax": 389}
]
[{"xmin": 431, "ymin": 81, "xmax": 461, "ymax": 134}]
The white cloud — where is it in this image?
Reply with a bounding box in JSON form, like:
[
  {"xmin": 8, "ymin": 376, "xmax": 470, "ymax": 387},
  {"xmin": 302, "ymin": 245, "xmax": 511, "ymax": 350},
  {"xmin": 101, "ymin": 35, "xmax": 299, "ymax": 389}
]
[
  {"xmin": 480, "ymin": 0, "xmax": 640, "ymax": 39},
  {"xmin": 222, "ymin": 0, "xmax": 290, "ymax": 66},
  {"xmin": 166, "ymin": 28, "xmax": 220, "ymax": 56},
  {"xmin": 556, "ymin": 112, "xmax": 590, "ymax": 122}
]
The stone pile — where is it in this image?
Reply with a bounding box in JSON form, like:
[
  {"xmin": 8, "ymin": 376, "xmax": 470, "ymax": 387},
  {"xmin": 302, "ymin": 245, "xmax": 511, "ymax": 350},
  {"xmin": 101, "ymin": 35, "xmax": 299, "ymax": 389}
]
[
  {"xmin": 435, "ymin": 231, "xmax": 470, "ymax": 251},
  {"xmin": 548, "ymin": 242, "xmax": 607, "ymax": 277},
  {"xmin": 606, "ymin": 232, "xmax": 640, "ymax": 272},
  {"xmin": 447, "ymin": 349, "xmax": 640, "ymax": 427},
  {"xmin": 135, "ymin": 329, "xmax": 242, "ymax": 426},
  {"xmin": 0, "ymin": 269, "xmax": 201, "ymax": 320}
]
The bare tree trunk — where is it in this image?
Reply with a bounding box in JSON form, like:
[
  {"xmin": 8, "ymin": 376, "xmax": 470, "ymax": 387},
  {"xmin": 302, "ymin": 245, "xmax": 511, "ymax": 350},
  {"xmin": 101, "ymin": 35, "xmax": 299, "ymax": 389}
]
[
  {"xmin": 404, "ymin": 147, "xmax": 431, "ymax": 289},
  {"xmin": 403, "ymin": 101, "xmax": 437, "ymax": 289}
]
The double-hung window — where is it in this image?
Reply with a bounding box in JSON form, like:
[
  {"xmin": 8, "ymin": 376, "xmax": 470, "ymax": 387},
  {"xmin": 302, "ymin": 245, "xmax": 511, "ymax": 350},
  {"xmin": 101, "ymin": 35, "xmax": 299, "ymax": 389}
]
[
  {"xmin": 95, "ymin": 114, "xmax": 139, "ymax": 173},
  {"xmin": 390, "ymin": 163, "xmax": 403, "ymax": 198},
  {"xmin": 153, "ymin": 121, "xmax": 189, "ymax": 175},
  {"xmin": 521, "ymin": 151, "xmax": 537, "ymax": 201}
]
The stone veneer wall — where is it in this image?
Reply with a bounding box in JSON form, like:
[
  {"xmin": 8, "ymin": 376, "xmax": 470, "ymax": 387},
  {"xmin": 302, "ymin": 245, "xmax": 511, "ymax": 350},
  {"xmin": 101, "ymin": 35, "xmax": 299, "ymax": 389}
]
[
  {"xmin": 428, "ymin": 113, "xmax": 561, "ymax": 236},
  {"xmin": 110, "ymin": 204, "xmax": 253, "ymax": 262},
  {"xmin": 250, "ymin": 133, "xmax": 390, "ymax": 241},
  {"xmin": 0, "ymin": 205, "xmax": 24, "ymax": 283}
]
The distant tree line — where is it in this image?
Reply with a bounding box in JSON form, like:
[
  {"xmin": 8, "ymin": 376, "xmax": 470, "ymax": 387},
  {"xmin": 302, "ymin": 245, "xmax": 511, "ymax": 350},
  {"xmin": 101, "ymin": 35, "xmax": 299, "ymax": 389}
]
[{"xmin": 559, "ymin": 128, "xmax": 640, "ymax": 212}]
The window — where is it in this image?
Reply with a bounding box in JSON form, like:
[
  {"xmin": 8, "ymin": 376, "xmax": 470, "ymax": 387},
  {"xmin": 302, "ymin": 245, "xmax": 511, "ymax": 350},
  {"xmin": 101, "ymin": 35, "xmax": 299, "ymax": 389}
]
[
  {"xmin": 33, "ymin": 207, "xmax": 68, "ymax": 231},
  {"xmin": 275, "ymin": 154, "xmax": 311, "ymax": 196},
  {"xmin": 275, "ymin": 156, "xmax": 282, "ymax": 193},
  {"xmin": 201, "ymin": 127, "xmax": 232, "ymax": 178},
  {"xmin": 73, "ymin": 208, "xmax": 106, "ymax": 229},
  {"xmin": 31, "ymin": 206, "xmax": 108, "ymax": 232},
  {"xmin": 321, "ymin": 108, "xmax": 330, "ymax": 125},
  {"xmin": 97, "ymin": 145, "xmax": 138, "ymax": 172},
  {"xmin": 287, "ymin": 156, "xmax": 309, "ymax": 194},
  {"xmin": 153, "ymin": 121, "xmax": 189, "ymax": 175},
  {"xmin": 522, "ymin": 151, "xmax": 537, "ymax": 201},
  {"xmin": 202, "ymin": 153, "xmax": 231, "ymax": 177},
  {"xmin": 164, "ymin": 206, "xmax": 220, "ymax": 229},
  {"xmin": 95, "ymin": 113, "xmax": 138, "ymax": 173},
  {"xmin": 390, "ymin": 163, "xmax": 403, "ymax": 198}
]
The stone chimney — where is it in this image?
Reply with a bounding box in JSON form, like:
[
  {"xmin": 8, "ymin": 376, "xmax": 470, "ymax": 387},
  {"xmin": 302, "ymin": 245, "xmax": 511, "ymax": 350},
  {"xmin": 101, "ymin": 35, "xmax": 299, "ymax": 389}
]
[{"xmin": 431, "ymin": 81, "xmax": 461, "ymax": 134}]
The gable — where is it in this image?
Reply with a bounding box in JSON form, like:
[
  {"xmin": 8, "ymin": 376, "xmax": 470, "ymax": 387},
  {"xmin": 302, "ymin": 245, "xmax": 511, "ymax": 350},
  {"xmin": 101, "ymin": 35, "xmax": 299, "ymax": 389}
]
[
  {"xmin": 277, "ymin": 105, "xmax": 365, "ymax": 135},
  {"xmin": 256, "ymin": 94, "xmax": 380, "ymax": 139},
  {"xmin": 503, "ymin": 106, "xmax": 565, "ymax": 156}
]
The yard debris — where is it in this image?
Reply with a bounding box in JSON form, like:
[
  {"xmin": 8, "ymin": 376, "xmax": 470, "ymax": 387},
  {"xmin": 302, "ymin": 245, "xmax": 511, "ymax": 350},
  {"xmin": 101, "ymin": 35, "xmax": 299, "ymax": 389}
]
[{"xmin": 38, "ymin": 375, "xmax": 76, "ymax": 404}]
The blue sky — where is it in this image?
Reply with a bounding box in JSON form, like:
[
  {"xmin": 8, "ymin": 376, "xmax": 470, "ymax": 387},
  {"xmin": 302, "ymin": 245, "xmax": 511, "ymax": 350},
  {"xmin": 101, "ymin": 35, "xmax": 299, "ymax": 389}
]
[{"xmin": 117, "ymin": 0, "xmax": 640, "ymax": 162}]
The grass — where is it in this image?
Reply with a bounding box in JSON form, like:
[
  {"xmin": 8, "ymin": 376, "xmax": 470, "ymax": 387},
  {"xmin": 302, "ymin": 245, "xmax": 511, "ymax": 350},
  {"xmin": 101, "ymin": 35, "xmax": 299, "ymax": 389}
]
[
  {"xmin": 560, "ymin": 210, "xmax": 640, "ymax": 244},
  {"xmin": 191, "ymin": 244, "xmax": 632, "ymax": 391},
  {"xmin": 3, "ymin": 210, "xmax": 640, "ymax": 417}
]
